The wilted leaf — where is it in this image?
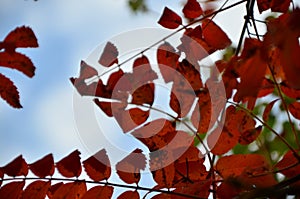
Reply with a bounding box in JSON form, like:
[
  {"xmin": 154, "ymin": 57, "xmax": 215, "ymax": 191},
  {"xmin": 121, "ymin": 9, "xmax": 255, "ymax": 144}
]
[
  {"xmin": 83, "ymin": 149, "xmax": 111, "ymax": 181},
  {"xmin": 30, "ymin": 154, "xmax": 54, "ymax": 178},
  {"xmin": 158, "ymin": 7, "xmax": 182, "ymax": 29},
  {"xmin": 82, "ymin": 186, "xmax": 113, "ymax": 199},
  {"xmin": 56, "ymin": 150, "xmax": 81, "ymax": 178},
  {"xmin": 0, "ymin": 73, "xmax": 22, "ymax": 108},
  {"xmin": 22, "ymin": 181, "xmax": 51, "ymax": 199},
  {"xmin": 116, "ymin": 148, "xmax": 146, "ymax": 184},
  {"xmin": 2, "ymin": 155, "xmax": 28, "ymax": 177},
  {"xmin": 182, "ymin": 0, "xmax": 203, "ymax": 19},
  {"xmin": 98, "ymin": 42, "xmax": 118, "ymax": 67}
]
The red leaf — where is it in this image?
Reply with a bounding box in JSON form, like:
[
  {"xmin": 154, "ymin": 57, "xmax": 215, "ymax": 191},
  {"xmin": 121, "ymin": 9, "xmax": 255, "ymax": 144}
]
[
  {"xmin": 0, "ymin": 52, "xmax": 35, "ymax": 77},
  {"xmin": 56, "ymin": 150, "xmax": 81, "ymax": 178},
  {"xmin": 191, "ymin": 89, "xmax": 212, "ymax": 133},
  {"xmin": 131, "ymin": 56, "xmax": 158, "ymax": 86},
  {"xmin": 98, "ymin": 42, "xmax": 118, "ymax": 67},
  {"xmin": 131, "ymin": 119, "xmax": 176, "ymax": 151},
  {"xmin": 47, "ymin": 182, "xmax": 63, "ymax": 198},
  {"xmin": 151, "ymin": 160, "xmax": 175, "ymax": 188},
  {"xmin": 0, "ymin": 181, "xmax": 24, "ymax": 199},
  {"xmin": 216, "ymin": 154, "xmax": 276, "ymax": 188},
  {"xmin": 173, "ymin": 145, "xmax": 208, "ymax": 182},
  {"xmin": 173, "ymin": 180, "xmax": 211, "ymax": 199},
  {"xmin": 0, "ymin": 73, "xmax": 22, "ymax": 108},
  {"xmin": 157, "ymin": 42, "xmax": 180, "ymax": 83},
  {"xmin": 263, "ymin": 99, "xmax": 279, "ymax": 121},
  {"xmin": 2, "ymin": 155, "xmax": 28, "ymax": 177},
  {"xmin": 158, "ymin": 7, "xmax": 182, "ymax": 29},
  {"xmin": 114, "ymin": 106, "xmax": 150, "ymax": 133},
  {"xmin": 281, "ymin": 81, "xmax": 300, "ymax": 99},
  {"xmin": 182, "ymin": 0, "xmax": 203, "ymax": 19},
  {"xmin": 78, "ymin": 60, "xmax": 98, "ymax": 79},
  {"xmin": 202, "ymin": 19, "xmax": 231, "ymax": 50},
  {"xmin": 239, "ymin": 125, "xmax": 262, "ymax": 145},
  {"xmin": 275, "ymin": 150, "xmax": 300, "ymax": 178},
  {"xmin": 3, "ymin": 26, "xmax": 38, "ymax": 48},
  {"xmin": 132, "ymin": 83, "xmax": 155, "ymax": 106},
  {"xmin": 82, "ymin": 186, "xmax": 113, "ymax": 199},
  {"xmin": 288, "ymin": 101, "xmax": 300, "ymax": 120},
  {"xmin": 117, "ymin": 190, "xmax": 139, "ymax": 199},
  {"xmin": 22, "ymin": 181, "xmax": 51, "ymax": 199},
  {"xmin": 234, "ymin": 39, "xmax": 267, "ymax": 102},
  {"xmin": 270, "ymin": 0, "xmax": 290, "ymax": 13},
  {"xmin": 50, "ymin": 181, "xmax": 87, "ymax": 199},
  {"xmin": 94, "ymin": 99, "xmax": 113, "ymax": 117},
  {"xmin": 30, "ymin": 154, "xmax": 54, "ymax": 178},
  {"xmin": 256, "ymin": 0, "xmax": 271, "ymax": 13},
  {"xmin": 83, "ymin": 149, "xmax": 111, "ymax": 181},
  {"xmin": 116, "ymin": 148, "xmax": 146, "ymax": 184}
]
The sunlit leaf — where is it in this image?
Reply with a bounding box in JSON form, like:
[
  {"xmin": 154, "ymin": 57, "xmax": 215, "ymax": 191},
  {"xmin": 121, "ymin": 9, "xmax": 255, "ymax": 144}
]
[
  {"xmin": 288, "ymin": 101, "xmax": 300, "ymax": 120},
  {"xmin": 263, "ymin": 99, "xmax": 279, "ymax": 121}
]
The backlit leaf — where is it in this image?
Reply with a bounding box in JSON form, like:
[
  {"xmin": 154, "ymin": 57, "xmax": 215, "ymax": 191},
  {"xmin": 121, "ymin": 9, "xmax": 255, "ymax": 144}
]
[
  {"xmin": 131, "ymin": 119, "xmax": 176, "ymax": 151},
  {"xmin": 182, "ymin": 0, "xmax": 203, "ymax": 19},
  {"xmin": 22, "ymin": 181, "xmax": 51, "ymax": 199},
  {"xmin": 202, "ymin": 19, "xmax": 231, "ymax": 50},
  {"xmin": 132, "ymin": 83, "xmax": 155, "ymax": 106},
  {"xmin": 0, "ymin": 52, "xmax": 35, "ymax": 77},
  {"xmin": 98, "ymin": 42, "xmax": 118, "ymax": 67},
  {"xmin": 173, "ymin": 180, "xmax": 211, "ymax": 199},
  {"xmin": 56, "ymin": 150, "xmax": 81, "ymax": 178},
  {"xmin": 0, "ymin": 181, "xmax": 24, "ymax": 199},
  {"xmin": 50, "ymin": 181, "xmax": 87, "ymax": 199},
  {"xmin": 157, "ymin": 42, "xmax": 179, "ymax": 83},
  {"xmin": 30, "ymin": 154, "xmax": 54, "ymax": 178},
  {"xmin": 275, "ymin": 150, "xmax": 300, "ymax": 178},
  {"xmin": 239, "ymin": 125, "xmax": 262, "ymax": 145},
  {"xmin": 94, "ymin": 99, "xmax": 113, "ymax": 117},
  {"xmin": 216, "ymin": 154, "xmax": 276, "ymax": 188},
  {"xmin": 270, "ymin": 0, "xmax": 290, "ymax": 13},
  {"xmin": 77, "ymin": 60, "xmax": 98, "ymax": 79},
  {"xmin": 2, "ymin": 155, "xmax": 28, "ymax": 177},
  {"xmin": 158, "ymin": 7, "xmax": 182, "ymax": 29},
  {"xmin": 83, "ymin": 149, "xmax": 111, "ymax": 181},
  {"xmin": 263, "ymin": 99, "xmax": 279, "ymax": 121},
  {"xmin": 3, "ymin": 26, "xmax": 38, "ymax": 48},
  {"xmin": 117, "ymin": 190, "xmax": 139, "ymax": 199},
  {"xmin": 288, "ymin": 101, "xmax": 300, "ymax": 120},
  {"xmin": 151, "ymin": 162, "xmax": 175, "ymax": 189},
  {"xmin": 116, "ymin": 148, "xmax": 146, "ymax": 184},
  {"xmin": 82, "ymin": 186, "xmax": 113, "ymax": 199},
  {"xmin": 0, "ymin": 73, "xmax": 22, "ymax": 108}
]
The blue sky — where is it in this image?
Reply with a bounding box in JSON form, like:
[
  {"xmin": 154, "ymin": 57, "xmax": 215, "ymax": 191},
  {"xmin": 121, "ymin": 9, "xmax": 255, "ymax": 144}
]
[{"xmin": 1, "ymin": 0, "xmax": 299, "ymax": 171}]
